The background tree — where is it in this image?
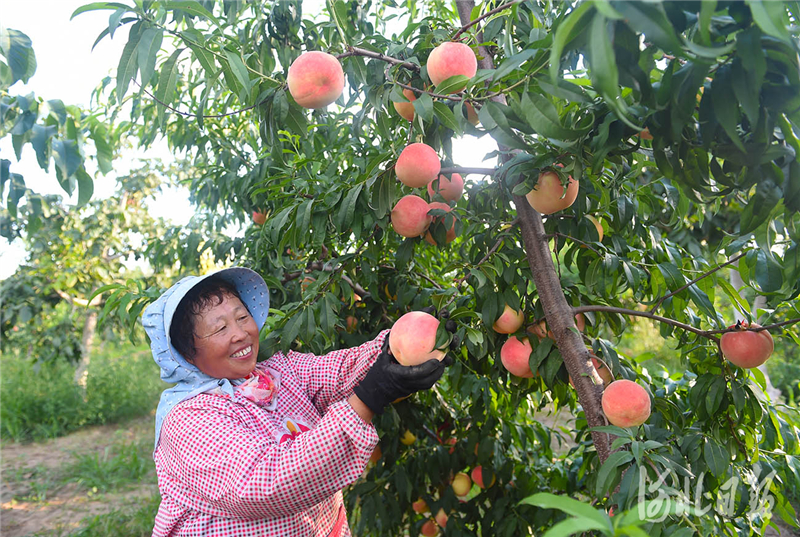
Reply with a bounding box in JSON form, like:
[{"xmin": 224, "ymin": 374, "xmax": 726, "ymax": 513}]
[{"xmin": 78, "ymin": 1, "xmax": 799, "ymax": 535}]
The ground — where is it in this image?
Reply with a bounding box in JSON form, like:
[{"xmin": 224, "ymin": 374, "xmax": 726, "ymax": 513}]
[{"xmin": 1, "ymin": 415, "xmax": 157, "ymax": 537}]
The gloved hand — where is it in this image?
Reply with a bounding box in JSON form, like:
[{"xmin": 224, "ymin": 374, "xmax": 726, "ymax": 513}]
[{"xmin": 354, "ymin": 309, "xmax": 459, "ymax": 415}]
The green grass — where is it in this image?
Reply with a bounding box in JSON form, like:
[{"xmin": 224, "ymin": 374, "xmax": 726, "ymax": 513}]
[
  {"xmin": 29, "ymin": 493, "xmax": 162, "ymax": 537},
  {"xmin": 63, "ymin": 438, "xmax": 156, "ymax": 493},
  {"xmin": 1, "ymin": 342, "xmax": 166, "ymax": 442}
]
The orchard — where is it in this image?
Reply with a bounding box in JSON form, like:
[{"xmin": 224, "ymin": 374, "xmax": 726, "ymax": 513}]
[{"xmin": 3, "ymin": 0, "xmax": 800, "ymax": 536}]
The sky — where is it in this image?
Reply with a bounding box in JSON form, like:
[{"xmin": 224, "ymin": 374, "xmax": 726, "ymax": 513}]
[{"xmin": 0, "ymin": 0, "xmax": 495, "ymax": 279}]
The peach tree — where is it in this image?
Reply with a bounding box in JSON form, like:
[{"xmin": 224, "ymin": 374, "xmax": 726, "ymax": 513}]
[{"xmin": 79, "ymin": 1, "xmax": 800, "ymax": 535}]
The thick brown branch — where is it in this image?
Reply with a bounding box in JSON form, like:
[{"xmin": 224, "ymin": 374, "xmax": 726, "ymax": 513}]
[
  {"xmin": 650, "ymin": 252, "xmax": 747, "ymax": 313},
  {"xmin": 572, "ymin": 305, "xmax": 720, "ymax": 343},
  {"xmin": 453, "ymin": 0, "xmax": 521, "ymax": 40},
  {"xmin": 337, "ymin": 46, "xmax": 420, "ymax": 71}
]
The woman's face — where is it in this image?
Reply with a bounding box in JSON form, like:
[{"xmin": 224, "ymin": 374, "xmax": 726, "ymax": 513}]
[{"xmin": 190, "ymin": 293, "xmax": 260, "ymax": 379}]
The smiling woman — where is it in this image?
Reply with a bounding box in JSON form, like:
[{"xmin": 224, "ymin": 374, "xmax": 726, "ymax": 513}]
[{"xmin": 141, "ymin": 266, "xmax": 453, "ymax": 536}]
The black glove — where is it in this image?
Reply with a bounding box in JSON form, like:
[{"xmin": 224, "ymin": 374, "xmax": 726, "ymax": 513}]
[
  {"xmin": 421, "ymin": 306, "xmax": 461, "ymax": 352},
  {"xmin": 354, "ymin": 335, "xmax": 454, "ymax": 415}
]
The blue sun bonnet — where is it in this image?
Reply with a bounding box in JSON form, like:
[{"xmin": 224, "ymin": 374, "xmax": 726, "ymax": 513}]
[{"xmin": 142, "ymin": 267, "xmax": 270, "ymax": 452}]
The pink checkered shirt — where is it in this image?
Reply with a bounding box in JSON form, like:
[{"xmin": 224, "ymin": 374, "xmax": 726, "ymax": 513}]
[{"xmin": 152, "ymin": 330, "xmax": 388, "ymax": 536}]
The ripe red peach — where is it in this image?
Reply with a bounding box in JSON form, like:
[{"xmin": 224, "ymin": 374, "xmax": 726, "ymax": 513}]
[
  {"xmin": 720, "ymin": 321, "xmax": 774, "ymax": 368},
  {"xmin": 252, "ymin": 211, "xmax": 267, "ymax": 225},
  {"xmin": 393, "ymin": 88, "xmax": 417, "ymax": 121},
  {"xmin": 424, "ymin": 202, "xmax": 456, "ymax": 245},
  {"xmin": 525, "ymin": 170, "xmax": 579, "ymax": 215},
  {"xmin": 412, "ymin": 498, "xmax": 429, "ymax": 514},
  {"xmin": 287, "ymin": 51, "xmax": 345, "ymax": 109},
  {"xmin": 569, "ymin": 354, "xmax": 613, "ymax": 387},
  {"xmin": 471, "ymin": 466, "xmax": 496, "ymax": 489},
  {"xmin": 396, "ymin": 143, "xmax": 441, "ymax": 188},
  {"xmin": 601, "ymin": 380, "xmax": 651, "ymax": 427},
  {"xmin": 492, "ymin": 304, "xmax": 524, "ymax": 334},
  {"xmin": 434, "ymin": 508, "xmax": 448, "ymax": 528},
  {"xmin": 421, "ymin": 519, "xmax": 439, "ymax": 536},
  {"xmin": 389, "ymin": 311, "xmax": 446, "ymax": 366},
  {"xmin": 500, "ymin": 336, "xmax": 534, "ymax": 378},
  {"xmin": 427, "ymin": 173, "xmax": 464, "ymax": 202},
  {"xmin": 391, "ymin": 195, "xmax": 433, "ymax": 238},
  {"xmin": 427, "ymin": 42, "xmax": 478, "ymax": 89}
]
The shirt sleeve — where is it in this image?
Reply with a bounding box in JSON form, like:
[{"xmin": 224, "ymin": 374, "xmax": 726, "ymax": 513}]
[
  {"xmin": 286, "ymin": 329, "xmax": 389, "ymax": 415},
  {"xmin": 157, "ymin": 398, "xmax": 378, "ymax": 520}
]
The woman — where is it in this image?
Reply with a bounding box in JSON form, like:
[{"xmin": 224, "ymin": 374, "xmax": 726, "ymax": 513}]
[{"xmin": 142, "ymin": 267, "xmax": 453, "ymax": 536}]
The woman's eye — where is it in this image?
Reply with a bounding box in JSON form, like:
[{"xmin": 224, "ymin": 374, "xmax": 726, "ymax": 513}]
[{"xmin": 238, "ymin": 316, "xmax": 249, "ymax": 321}]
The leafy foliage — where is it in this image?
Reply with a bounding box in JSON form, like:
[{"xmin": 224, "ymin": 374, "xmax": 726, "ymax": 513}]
[{"xmin": 36, "ymin": 0, "xmax": 800, "ymax": 535}]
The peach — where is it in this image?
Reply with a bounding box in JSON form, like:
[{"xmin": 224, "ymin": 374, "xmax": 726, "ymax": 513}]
[
  {"xmin": 345, "ymin": 315, "xmax": 358, "ymax": 332},
  {"xmin": 393, "ymin": 88, "xmax": 417, "ymax": 121},
  {"xmin": 569, "ymin": 354, "xmax": 613, "ymax": 387},
  {"xmin": 720, "ymin": 321, "xmax": 774, "ymax": 368},
  {"xmin": 465, "ymin": 102, "xmax": 479, "ymax": 126},
  {"xmin": 391, "ymin": 195, "xmax": 433, "ymax": 237},
  {"xmin": 500, "ymin": 336, "xmax": 534, "ymax": 378},
  {"xmin": 444, "ymin": 437, "xmax": 457, "ymax": 454},
  {"xmin": 424, "ymin": 202, "xmax": 456, "ymax": 245},
  {"xmin": 396, "ymin": 143, "xmax": 441, "ymax": 188},
  {"xmin": 300, "ymin": 276, "xmax": 316, "ymax": 293},
  {"xmin": 401, "ymin": 429, "xmax": 417, "ymax": 445},
  {"xmin": 421, "ymin": 520, "xmax": 439, "ymax": 536},
  {"xmin": 252, "ymin": 211, "xmax": 267, "ymax": 225},
  {"xmin": 601, "ymin": 380, "xmax": 651, "ymax": 427},
  {"xmin": 435, "ymin": 508, "xmax": 448, "ymax": 528},
  {"xmin": 452, "ymin": 472, "xmax": 472, "ymax": 496},
  {"xmin": 527, "ymin": 320, "xmax": 548, "ymax": 340},
  {"xmin": 389, "ymin": 311, "xmax": 446, "ymax": 365},
  {"xmin": 427, "ymin": 42, "xmax": 477, "ymax": 89},
  {"xmin": 286, "ymin": 51, "xmax": 344, "ymax": 109},
  {"xmin": 492, "ymin": 304, "xmax": 524, "ymax": 334},
  {"xmin": 427, "ymin": 173, "xmax": 464, "ymax": 202},
  {"xmin": 639, "ymin": 128, "xmax": 653, "ymax": 140},
  {"xmin": 412, "ymin": 498, "xmax": 429, "ymax": 514},
  {"xmin": 471, "ymin": 466, "xmax": 495, "ymax": 489},
  {"xmin": 525, "ymin": 170, "xmax": 579, "ymax": 215}
]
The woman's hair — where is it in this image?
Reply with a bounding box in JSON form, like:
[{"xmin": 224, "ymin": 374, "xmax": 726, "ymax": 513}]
[{"xmin": 169, "ymin": 276, "xmax": 248, "ymax": 362}]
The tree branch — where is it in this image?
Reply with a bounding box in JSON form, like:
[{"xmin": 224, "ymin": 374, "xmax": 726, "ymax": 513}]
[
  {"xmin": 650, "ymin": 252, "xmax": 747, "ymax": 314},
  {"xmin": 394, "ymin": 80, "xmax": 462, "ymax": 102},
  {"xmin": 440, "ymin": 166, "xmax": 496, "ymax": 176},
  {"xmin": 453, "ymin": 0, "xmax": 522, "ymax": 40},
  {"xmin": 337, "ymin": 46, "xmax": 420, "ymax": 71},
  {"xmin": 572, "ymin": 305, "xmax": 720, "ymax": 343},
  {"xmin": 704, "ymin": 317, "xmax": 800, "ymax": 335},
  {"xmin": 55, "ymin": 289, "xmax": 102, "ymax": 308}
]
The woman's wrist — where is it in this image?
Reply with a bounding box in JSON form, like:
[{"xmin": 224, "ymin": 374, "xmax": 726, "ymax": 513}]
[{"xmin": 348, "ymin": 393, "xmax": 375, "ymax": 423}]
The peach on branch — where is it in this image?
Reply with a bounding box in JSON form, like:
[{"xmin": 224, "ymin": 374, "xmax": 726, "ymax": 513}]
[
  {"xmin": 427, "ymin": 173, "xmax": 464, "ymax": 202},
  {"xmin": 601, "ymin": 380, "xmax": 651, "ymax": 427},
  {"xmin": 252, "ymin": 211, "xmax": 267, "ymax": 225},
  {"xmin": 424, "ymin": 202, "xmax": 457, "ymax": 245},
  {"xmin": 287, "ymin": 51, "xmax": 345, "ymax": 109},
  {"xmin": 391, "ymin": 195, "xmax": 433, "ymax": 238},
  {"xmin": 492, "ymin": 304, "xmax": 524, "ymax": 334},
  {"xmin": 345, "ymin": 315, "xmax": 358, "ymax": 332},
  {"xmin": 569, "ymin": 353, "xmax": 613, "ymax": 387},
  {"xmin": 471, "ymin": 466, "xmax": 495, "ymax": 489},
  {"xmin": 525, "ymin": 169, "xmax": 579, "ymax": 215},
  {"xmin": 465, "ymin": 102, "xmax": 479, "ymax": 126},
  {"xmin": 720, "ymin": 321, "xmax": 774, "ymax": 368},
  {"xmin": 389, "ymin": 311, "xmax": 446, "ymax": 365},
  {"xmin": 451, "ymin": 472, "xmax": 472, "ymax": 496},
  {"xmin": 427, "ymin": 42, "xmax": 478, "ymax": 89},
  {"xmin": 421, "ymin": 520, "xmax": 439, "ymax": 536},
  {"xmin": 412, "ymin": 498, "xmax": 429, "ymax": 514},
  {"xmin": 434, "ymin": 508, "xmax": 448, "ymax": 528},
  {"xmin": 393, "ymin": 88, "xmax": 417, "ymax": 121},
  {"xmin": 500, "ymin": 336, "xmax": 534, "ymax": 378},
  {"xmin": 396, "ymin": 143, "xmax": 441, "ymax": 188}
]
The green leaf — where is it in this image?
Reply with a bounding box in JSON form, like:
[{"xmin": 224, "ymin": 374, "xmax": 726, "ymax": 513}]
[
  {"xmin": 731, "ymin": 59, "xmax": 760, "ymax": 125},
  {"xmin": 746, "ymin": 0, "xmax": 792, "ymax": 43},
  {"xmin": 51, "ymin": 139, "xmax": 82, "ymax": 183},
  {"xmin": 30, "ymin": 124, "xmax": 56, "ymax": 169},
  {"xmin": 704, "ymin": 437, "xmax": 729, "ymax": 476},
  {"xmin": 336, "ymin": 183, "xmax": 364, "ymax": 230},
  {"xmin": 711, "ymin": 65, "xmax": 745, "ymax": 152},
  {"xmin": 115, "ymin": 22, "xmax": 143, "ymax": 104},
  {"xmin": 0, "ymin": 27, "xmax": 37, "ymax": 85},
  {"xmin": 137, "ymin": 27, "xmax": 163, "ymax": 87},
  {"xmin": 75, "ymin": 167, "xmax": 94, "ymax": 206},
  {"xmin": 705, "ymin": 376, "xmax": 726, "ymax": 414},
  {"xmin": 520, "ymin": 493, "xmax": 611, "ymax": 530},
  {"xmin": 520, "ymin": 92, "xmax": 588, "ymax": 140},
  {"xmin": 90, "ymin": 124, "xmax": 114, "ymax": 174},
  {"xmin": 433, "ymin": 102, "xmax": 462, "ymax": 136},
  {"xmin": 541, "ymin": 517, "xmax": 610, "ymax": 537},
  {"xmin": 755, "ymin": 249, "xmax": 783, "ymax": 293},
  {"xmin": 784, "ymin": 160, "xmax": 800, "ymax": 213},
  {"xmin": 596, "ymin": 451, "xmax": 634, "ymax": 496},
  {"xmin": 71, "ymin": 2, "xmax": 132, "ymax": 19},
  {"xmin": 162, "ymin": 1, "xmax": 221, "ymax": 26},
  {"xmin": 224, "ymin": 49, "xmax": 251, "ymax": 93},
  {"xmin": 657, "ymin": 262, "xmax": 685, "ymax": 291},
  {"xmin": 434, "ymin": 75, "xmax": 469, "ymax": 95},
  {"xmin": 614, "ymin": 2, "xmax": 684, "ymax": 53},
  {"xmin": 156, "ymin": 47, "xmax": 183, "ymax": 128},
  {"xmin": 411, "ymin": 92, "xmax": 434, "ymax": 122},
  {"xmin": 740, "ymin": 179, "xmax": 781, "ymax": 234},
  {"xmin": 589, "ymin": 13, "xmax": 619, "ymax": 101},
  {"xmin": 550, "ymin": 1, "xmax": 595, "ymax": 82}
]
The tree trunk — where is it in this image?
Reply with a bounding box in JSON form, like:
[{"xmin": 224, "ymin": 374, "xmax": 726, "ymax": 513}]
[
  {"xmin": 729, "ymin": 268, "xmax": 781, "ymax": 400},
  {"xmin": 455, "ymin": 0, "xmax": 613, "ymax": 464},
  {"xmin": 74, "ymin": 308, "xmax": 98, "ymax": 387}
]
